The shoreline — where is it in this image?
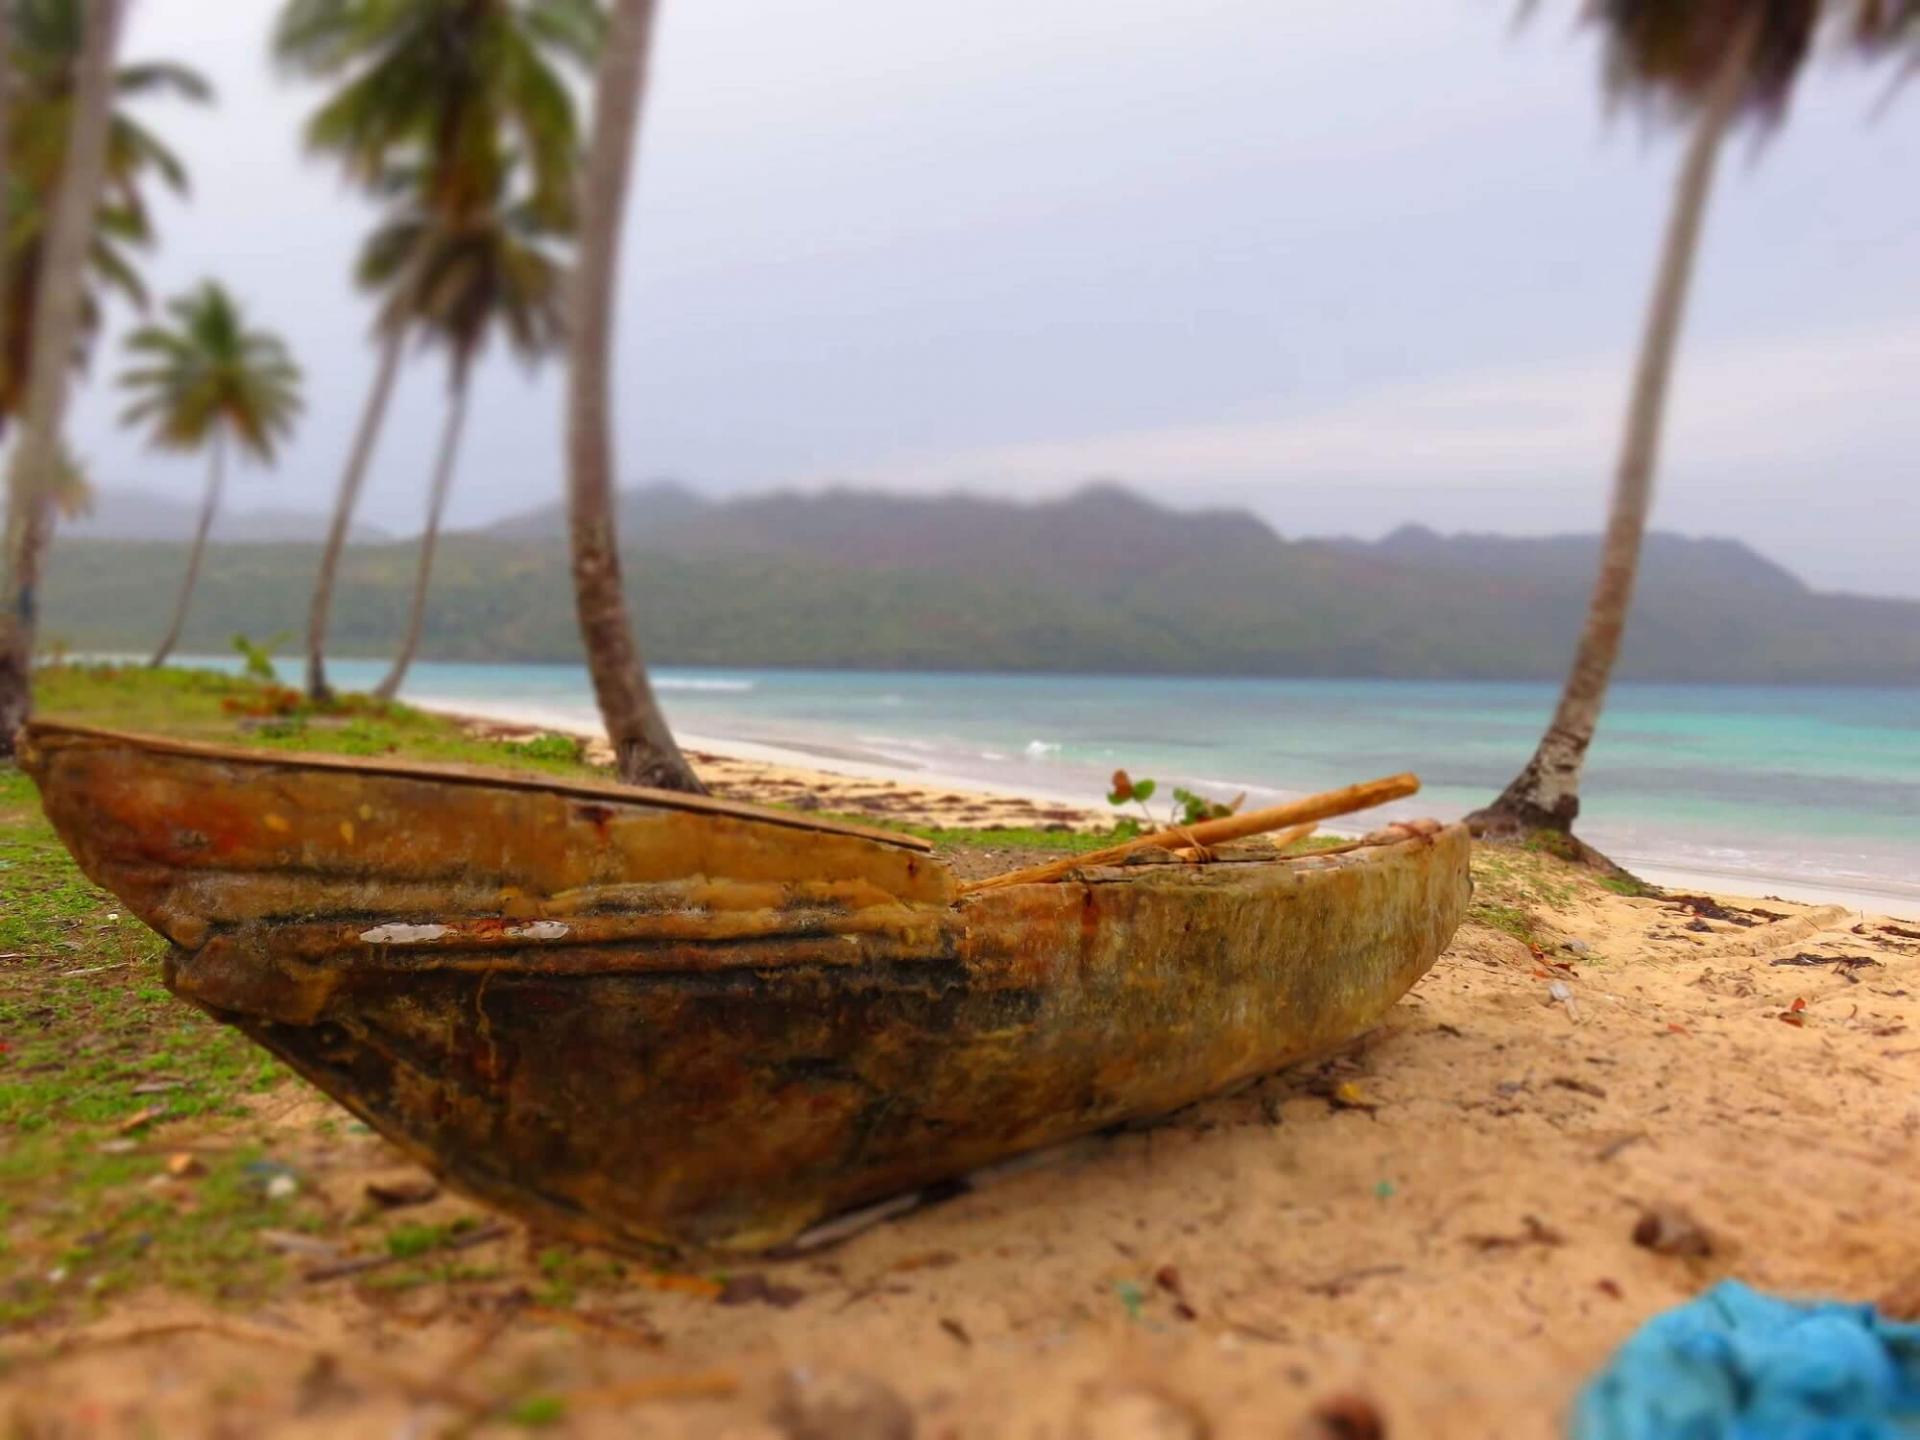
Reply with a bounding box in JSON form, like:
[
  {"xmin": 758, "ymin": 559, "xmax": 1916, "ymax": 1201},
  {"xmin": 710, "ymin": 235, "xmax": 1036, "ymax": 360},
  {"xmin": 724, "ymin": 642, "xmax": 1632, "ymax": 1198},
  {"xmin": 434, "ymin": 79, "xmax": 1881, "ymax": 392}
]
[{"xmin": 421, "ymin": 697, "xmax": 1914, "ymax": 919}]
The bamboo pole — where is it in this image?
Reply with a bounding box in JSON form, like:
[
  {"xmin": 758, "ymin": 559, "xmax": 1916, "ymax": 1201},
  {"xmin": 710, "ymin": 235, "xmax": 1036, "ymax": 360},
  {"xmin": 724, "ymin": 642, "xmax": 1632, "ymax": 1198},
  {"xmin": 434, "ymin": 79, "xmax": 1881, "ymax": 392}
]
[{"xmin": 962, "ymin": 773, "xmax": 1420, "ymax": 894}]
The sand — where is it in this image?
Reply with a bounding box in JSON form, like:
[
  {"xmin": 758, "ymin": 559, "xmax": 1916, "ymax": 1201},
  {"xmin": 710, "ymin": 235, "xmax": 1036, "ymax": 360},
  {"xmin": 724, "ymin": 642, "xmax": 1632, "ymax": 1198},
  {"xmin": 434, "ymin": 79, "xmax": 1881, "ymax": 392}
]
[{"xmin": 5, "ymin": 735, "xmax": 1918, "ymax": 1437}]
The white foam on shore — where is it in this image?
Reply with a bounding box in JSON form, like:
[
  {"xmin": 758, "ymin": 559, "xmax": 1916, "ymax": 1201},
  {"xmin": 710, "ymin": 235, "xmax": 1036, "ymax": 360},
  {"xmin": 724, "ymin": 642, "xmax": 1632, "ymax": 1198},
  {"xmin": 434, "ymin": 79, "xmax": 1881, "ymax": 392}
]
[{"xmin": 1620, "ymin": 863, "xmax": 1916, "ymax": 919}]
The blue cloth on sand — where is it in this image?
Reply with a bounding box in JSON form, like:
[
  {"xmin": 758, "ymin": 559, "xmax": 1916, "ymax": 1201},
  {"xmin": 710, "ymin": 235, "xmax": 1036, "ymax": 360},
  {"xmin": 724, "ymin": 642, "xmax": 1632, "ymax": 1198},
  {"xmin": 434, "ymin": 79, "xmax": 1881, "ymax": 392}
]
[{"xmin": 1573, "ymin": 1280, "xmax": 1920, "ymax": 1439}]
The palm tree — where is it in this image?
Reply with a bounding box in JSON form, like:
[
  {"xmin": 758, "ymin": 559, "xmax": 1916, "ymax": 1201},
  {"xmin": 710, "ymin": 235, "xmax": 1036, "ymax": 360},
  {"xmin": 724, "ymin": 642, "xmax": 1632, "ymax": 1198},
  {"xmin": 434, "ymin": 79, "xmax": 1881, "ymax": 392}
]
[
  {"xmin": 0, "ymin": 0, "xmax": 128, "ymax": 753},
  {"xmin": 1853, "ymin": 0, "xmax": 1919, "ymax": 103},
  {"xmin": 1470, "ymin": 1, "xmax": 1820, "ymax": 843},
  {"xmin": 364, "ymin": 165, "xmax": 565, "ymax": 700},
  {"xmin": 118, "ymin": 282, "xmax": 304, "ymax": 668},
  {"xmin": 566, "ymin": 0, "xmax": 701, "ymax": 792},
  {"xmin": 273, "ymin": 0, "xmax": 602, "ymax": 702},
  {"xmin": 1, "ymin": 7, "xmax": 13, "ymax": 324},
  {"xmin": 1, "ymin": 0, "xmax": 211, "ymax": 431}
]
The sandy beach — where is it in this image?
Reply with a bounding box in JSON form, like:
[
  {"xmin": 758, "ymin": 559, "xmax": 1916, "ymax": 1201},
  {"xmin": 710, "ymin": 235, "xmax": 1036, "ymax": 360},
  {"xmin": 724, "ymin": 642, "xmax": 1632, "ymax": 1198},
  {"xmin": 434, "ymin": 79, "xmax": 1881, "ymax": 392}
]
[{"xmin": 8, "ymin": 699, "xmax": 1917, "ymax": 1437}]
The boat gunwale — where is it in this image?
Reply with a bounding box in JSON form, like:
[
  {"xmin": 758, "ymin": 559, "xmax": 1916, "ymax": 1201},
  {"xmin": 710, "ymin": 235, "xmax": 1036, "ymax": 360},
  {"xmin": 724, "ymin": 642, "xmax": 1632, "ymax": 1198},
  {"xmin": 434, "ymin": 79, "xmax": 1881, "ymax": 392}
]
[{"xmin": 21, "ymin": 719, "xmax": 934, "ymax": 854}]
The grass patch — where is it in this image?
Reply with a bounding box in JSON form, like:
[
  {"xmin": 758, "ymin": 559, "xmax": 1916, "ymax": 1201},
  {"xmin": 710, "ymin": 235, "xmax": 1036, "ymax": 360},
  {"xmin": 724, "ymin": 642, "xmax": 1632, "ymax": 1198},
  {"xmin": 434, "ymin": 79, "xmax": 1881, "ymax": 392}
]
[
  {"xmin": 1472, "ymin": 846, "xmax": 1577, "ymax": 914},
  {"xmin": 1, "ymin": 665, "xmax": 633, "ymax": 1326},
  {"xmin": 534, "ymin": 1244, "xmax": 630, "ymax": 1309},
  {"xmin": 504, "ymin": 1394, "xmax": 568, "ymax": 1428},
  {"xmin": 34, "ymin": 664, "xmax": 606, "ymax": 780},
  {"xmin": 1469, "ymin": 901, "xmax": 1539, "ymax": 945},
  {"xmin": 1, "ymin": 735, "xmax": 301, "ymax": 1325},
  {"xmin": 1597, "ymin": 871, "xmax": 1657, "ymax": 898}
]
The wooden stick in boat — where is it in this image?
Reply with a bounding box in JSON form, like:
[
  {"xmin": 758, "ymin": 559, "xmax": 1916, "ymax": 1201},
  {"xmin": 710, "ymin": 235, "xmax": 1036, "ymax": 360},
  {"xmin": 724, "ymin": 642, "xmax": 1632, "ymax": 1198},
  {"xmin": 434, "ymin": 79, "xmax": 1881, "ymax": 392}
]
[
  {"xmin": 1172, "ymin": 821, "xmax": 1315, "ymax": 862},
  {"xmin": 961, "ymin": 773, "xmax": 1420, "ymax": 893}
]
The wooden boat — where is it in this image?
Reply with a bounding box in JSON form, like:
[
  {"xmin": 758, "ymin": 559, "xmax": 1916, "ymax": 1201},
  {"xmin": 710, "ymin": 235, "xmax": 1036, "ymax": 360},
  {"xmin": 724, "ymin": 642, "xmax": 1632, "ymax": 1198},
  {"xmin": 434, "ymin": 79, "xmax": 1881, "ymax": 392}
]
[{"xmin": 20, "ymin": 720, "xmax": 1470, "ymax": 1256}]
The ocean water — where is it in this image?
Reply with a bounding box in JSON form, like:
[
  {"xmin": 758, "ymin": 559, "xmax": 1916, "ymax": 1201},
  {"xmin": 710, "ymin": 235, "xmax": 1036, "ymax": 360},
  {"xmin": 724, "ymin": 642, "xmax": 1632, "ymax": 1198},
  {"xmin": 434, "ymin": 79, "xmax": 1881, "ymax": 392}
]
[{"xmin": 183, "ymin": 658, "xmax": 1920, "ymax": 908}]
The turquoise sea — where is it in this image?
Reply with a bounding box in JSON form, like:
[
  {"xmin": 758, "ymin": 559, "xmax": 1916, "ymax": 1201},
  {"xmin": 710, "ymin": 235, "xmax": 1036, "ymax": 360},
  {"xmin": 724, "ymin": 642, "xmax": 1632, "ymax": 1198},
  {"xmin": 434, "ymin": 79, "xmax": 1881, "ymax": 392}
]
[{"xmin": 189, "ymin": 659, "xmax": 1920, "ymax": 908}]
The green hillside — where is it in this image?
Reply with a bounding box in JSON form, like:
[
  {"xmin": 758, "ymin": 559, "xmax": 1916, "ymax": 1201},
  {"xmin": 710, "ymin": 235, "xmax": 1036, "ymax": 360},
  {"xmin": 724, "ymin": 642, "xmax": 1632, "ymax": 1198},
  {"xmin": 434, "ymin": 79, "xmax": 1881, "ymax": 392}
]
[{"xmin": 39, "ymin": 486, "xmax": 1920, "ymax": 683}]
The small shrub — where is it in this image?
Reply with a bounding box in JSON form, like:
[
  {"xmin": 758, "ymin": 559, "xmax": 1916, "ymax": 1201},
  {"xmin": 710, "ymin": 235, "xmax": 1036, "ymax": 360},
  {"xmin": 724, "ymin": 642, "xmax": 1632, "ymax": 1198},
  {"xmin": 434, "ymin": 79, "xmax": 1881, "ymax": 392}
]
[
  {"xmin": 1107, "ymin": 769, "xmax": 1242, "ymax": 832},
  {"xmin": 501, "ymin": 733, "xmax": 581, "ymax": 764}
]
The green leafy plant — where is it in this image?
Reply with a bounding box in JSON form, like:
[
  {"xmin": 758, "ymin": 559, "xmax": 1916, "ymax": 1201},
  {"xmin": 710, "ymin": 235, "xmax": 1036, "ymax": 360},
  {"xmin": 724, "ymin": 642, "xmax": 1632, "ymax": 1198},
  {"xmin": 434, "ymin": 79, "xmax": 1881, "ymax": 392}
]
[
  {"xmin": 229, "ymin": 631, "xmax": 290, "ymax": 683},
  {"xmin": 1107, "ymin": 769, "xmax": 1242, "ymax": 833},
  {"xmin": 1172, "ymin": 785, "xmax": 1239, "ymax": 827}
]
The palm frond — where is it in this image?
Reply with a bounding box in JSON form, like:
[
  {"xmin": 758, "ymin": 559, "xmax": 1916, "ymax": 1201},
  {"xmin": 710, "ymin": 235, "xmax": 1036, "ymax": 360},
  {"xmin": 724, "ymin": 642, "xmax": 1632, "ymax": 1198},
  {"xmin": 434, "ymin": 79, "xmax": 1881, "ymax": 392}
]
[{"xmin": 114, "ymin": 61, "xmax": 215, "ymax": 103}]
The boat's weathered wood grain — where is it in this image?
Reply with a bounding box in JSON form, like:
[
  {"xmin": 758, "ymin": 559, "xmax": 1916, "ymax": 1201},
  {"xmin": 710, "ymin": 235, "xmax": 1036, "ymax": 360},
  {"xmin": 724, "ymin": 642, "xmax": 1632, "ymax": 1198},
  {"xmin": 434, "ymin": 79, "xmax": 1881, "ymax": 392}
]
[{"xmin": 21, "ymin": 721, "xmax": 1470, "ymax": 1256}]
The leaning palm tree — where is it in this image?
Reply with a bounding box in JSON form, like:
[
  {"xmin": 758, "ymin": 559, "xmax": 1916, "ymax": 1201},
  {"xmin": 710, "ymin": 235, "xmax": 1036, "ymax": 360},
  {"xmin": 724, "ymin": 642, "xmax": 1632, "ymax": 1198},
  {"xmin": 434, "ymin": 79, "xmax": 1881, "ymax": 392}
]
[
  {"xmin": 1470, "ymin": 1, "xmax": 1820, "ymax": 843},
  {"xmin": 273, "ymin": 0, "xmax": 602, "ymax": 702},
  {"xmin": 364, "ymin": 166, "xmax": 566, "ymax": 700},
  {"xmin": 1855, "ymin": 0, "xmax": 1920, "ymax": 118},
  {"xmin": 118, "ymin": 282, "xmax": 304, "ymax": 668},
  {"xmin": 1, "ymin": 0, "xmax": 212, "ymax": 431},
  {"xmin": 0, "ymin": 0, "xmax": 128, "ymax": 753},
  {"xmin": 566, "ymin": 0, "xmax": 702, "ymax": 791},
  {"xmin": 0, "ymin": 6, "xmax": 13, "ymax": 320}
]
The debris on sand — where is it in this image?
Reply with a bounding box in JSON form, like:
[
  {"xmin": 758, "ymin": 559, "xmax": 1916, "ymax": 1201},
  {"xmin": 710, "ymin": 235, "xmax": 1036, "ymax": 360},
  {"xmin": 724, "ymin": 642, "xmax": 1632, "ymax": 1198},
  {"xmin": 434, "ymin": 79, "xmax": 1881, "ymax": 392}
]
[
  {"xmin": 1464, "ymin": 1214, "xmax": 1566, "ymax": 1252},
  {"xmin": 364, "ymin": 1172, "xmax": 439, "ymax": 1209},
  {"xmin": 1632, "ymin": 1205, "xmax": 1713, "ymax": 1258},
  {"xmin": 1298, "ymin": 1392, "xmax": 1387, "ymax": 1439}
]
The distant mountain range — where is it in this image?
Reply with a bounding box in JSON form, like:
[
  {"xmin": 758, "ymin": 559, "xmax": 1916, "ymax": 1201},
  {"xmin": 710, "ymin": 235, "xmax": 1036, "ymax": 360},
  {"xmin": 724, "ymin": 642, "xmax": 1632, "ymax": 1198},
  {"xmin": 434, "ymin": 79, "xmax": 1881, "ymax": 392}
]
[
  {"xmin": 41, "ymin": 482, "xmax": 1920, "ymax": 684},
  {"xmin": 70, "ymin": 489, "xmax": 392, "ymax": 545}
]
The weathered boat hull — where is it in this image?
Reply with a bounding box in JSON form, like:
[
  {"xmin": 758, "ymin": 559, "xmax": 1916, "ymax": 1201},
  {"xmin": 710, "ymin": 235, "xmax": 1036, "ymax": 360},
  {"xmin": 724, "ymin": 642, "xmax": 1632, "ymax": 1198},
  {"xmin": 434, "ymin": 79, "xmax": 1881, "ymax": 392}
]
[{"xmin": 23, "ymin": 722, "xmax": 1470, "ymax": 1255}]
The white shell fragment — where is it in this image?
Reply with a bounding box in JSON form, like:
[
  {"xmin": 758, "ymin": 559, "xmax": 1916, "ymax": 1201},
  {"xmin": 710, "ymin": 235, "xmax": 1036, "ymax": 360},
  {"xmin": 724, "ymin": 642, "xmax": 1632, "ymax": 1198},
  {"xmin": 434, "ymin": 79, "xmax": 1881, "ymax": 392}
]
[{"xmin": 359, "ymin": 923, "xmax": 452, "ymax": 945}]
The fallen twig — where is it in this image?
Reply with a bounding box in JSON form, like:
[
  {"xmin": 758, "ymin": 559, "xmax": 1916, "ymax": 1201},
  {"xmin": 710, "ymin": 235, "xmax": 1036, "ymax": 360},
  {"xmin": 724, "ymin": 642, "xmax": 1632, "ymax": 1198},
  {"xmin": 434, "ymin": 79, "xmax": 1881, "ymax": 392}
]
[
  {"xmin": 1464, "ymin": 1214, "xmax": 1566, "ymax": 1251},
  {"xmin": 1303, "ymin": 1264, "xmax": 1404, "ymax": 1298},
  {"xmin": 1596, "ymin": 1131, "xmax": 1650, "ymax": 1163}
]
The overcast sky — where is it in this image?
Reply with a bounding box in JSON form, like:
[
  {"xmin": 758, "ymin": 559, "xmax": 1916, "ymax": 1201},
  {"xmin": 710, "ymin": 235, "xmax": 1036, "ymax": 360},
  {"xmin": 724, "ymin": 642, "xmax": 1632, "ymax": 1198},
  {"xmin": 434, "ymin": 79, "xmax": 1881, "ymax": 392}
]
[{"xmin": 66, "ymin": 0, "xmax": 1920, "ymax": 596}]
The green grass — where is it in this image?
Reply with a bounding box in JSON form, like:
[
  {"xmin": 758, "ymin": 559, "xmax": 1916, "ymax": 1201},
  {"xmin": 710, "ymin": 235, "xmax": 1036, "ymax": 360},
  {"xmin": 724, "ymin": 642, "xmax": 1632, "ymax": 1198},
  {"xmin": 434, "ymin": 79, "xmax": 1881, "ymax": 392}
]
[
  {"xmin": 1, "ymin": 666, "xmax": 654, "ymax": 1326},
  {"xmin": 504, "ymin": 1394, "xmax": 568, "ymax": 1428},
  {"xmin": 34, "ymin": 663, "xmax": 605, "ymax": 779},
  {"xmin": 1597, "ymin": 871, "xmax": 1657, "ymax": 898},
  {"xmin": 1469, "ymin": 901, "xmax": 1539, "ymax": 946},
  {"xmin": 1462, "ymin": 847, "xmax": 1587, "ymax": 948},
  {"xmin": 0, "ymin": 760, "xmax": 297, "ymax": 1324}
]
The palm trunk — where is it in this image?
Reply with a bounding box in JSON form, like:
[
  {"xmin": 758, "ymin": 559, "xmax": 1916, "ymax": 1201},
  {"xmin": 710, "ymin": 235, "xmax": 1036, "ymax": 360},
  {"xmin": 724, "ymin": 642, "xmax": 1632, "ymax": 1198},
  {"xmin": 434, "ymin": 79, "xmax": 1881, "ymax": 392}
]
[
  {"xmin": 148, "ymin": 437, "xmax": 226, "ymax": 669},
  {"xmin": 306, "ymin": 325, "xmax": 405, "ymax": 703},
  {"xmin": 1469, "ymin": 21, "xmax": 1754, "ymax": 840},
  {"xmin": 0, "ymin": 0, "xmax": 126, "ymax": 756},
  {"xmin": 0, "ymin": 6, "xmax": 12, "ymax": 746},
  {"xmin": 566, "ymin": 0, "xmax": 703, "ymax": 792},
  {"xmin": 0, "ymin": 3, "xmax": 12, "ymax": 315},
  {"xmin": 373, "ymin": 379, "xmax": 468, "ymax": 701}
]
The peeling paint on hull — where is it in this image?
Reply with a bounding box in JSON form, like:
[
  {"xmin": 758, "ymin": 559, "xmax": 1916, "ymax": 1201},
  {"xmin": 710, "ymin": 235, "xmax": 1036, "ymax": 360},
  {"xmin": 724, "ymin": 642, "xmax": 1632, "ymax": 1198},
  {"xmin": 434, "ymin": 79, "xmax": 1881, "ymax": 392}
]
[{"xmin": 22, "ymin": 722, "xmax": 1470, "ymax": 1256}]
